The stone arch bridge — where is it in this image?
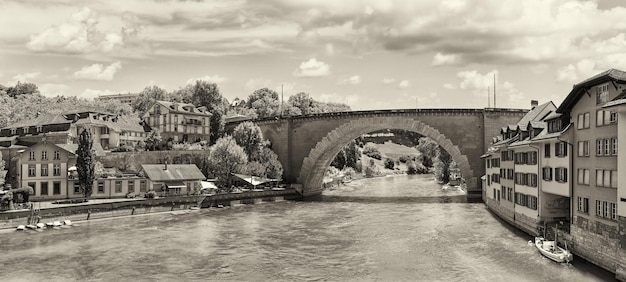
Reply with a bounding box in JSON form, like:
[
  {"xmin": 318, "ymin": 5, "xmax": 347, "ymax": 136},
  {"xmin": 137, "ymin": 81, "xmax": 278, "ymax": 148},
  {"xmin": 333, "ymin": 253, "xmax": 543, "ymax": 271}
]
[{"xmin": 227, "ymin": 108, "xmax": 527, "ymax": 200}]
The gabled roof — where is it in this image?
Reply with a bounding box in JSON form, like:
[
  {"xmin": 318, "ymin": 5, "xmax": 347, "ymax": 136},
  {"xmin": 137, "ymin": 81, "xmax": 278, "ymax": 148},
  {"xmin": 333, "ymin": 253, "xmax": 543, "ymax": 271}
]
[
  {"xmin": 150, "ymin": 101, "xmax": 212, "ymax": 117},
  {"xmin": 5, "ymin": 114, "xmax": 71, "ymax": 129},
  {"xmin": 517, "ymin": 101, "xmax": 555, "ymax": 125},
  {"xmin": 557, "ymin": 69, "xmax": 626, "ymax": 113},
  {"xmin": 141, "ymin": 164, "xmax": 205, "ymax": 182}
]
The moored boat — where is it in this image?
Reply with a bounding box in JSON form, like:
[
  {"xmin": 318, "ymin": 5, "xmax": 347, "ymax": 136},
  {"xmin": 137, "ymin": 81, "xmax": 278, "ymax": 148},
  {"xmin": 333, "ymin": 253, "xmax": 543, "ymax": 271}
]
[
  {"xmin": 534, "ymin": 237, "xmax": 573, "ymax": 263},
  {"xmin": 16, "ymin": 225, "xmax": 25, "ymax": 231},
  {"xmin": 36, "ymin": 223, "xmax": 45, "ymax": 229}
]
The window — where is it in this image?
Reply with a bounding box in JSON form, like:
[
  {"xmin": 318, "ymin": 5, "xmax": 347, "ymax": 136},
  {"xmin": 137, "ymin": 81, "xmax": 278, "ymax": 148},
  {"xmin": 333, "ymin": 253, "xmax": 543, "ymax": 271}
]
[
  {"xmin": 507, "ymin": 187, "xmax": 513, "ymax": 202},
  {"xmin": 596, "ymin": 110, "xmax": 616, "ymax": 126},
  {"xmin": 41, "ymin": 151, "xmax": 47, "ymax": 160},
  {"xmin": 98, "ymin": 181, "xmax": 105, "ymax": 193},
  {"xmin": 115, "ymin": 181, "xmax": 122, "ymax": 193},
  {"xmin": 528, "ymin": 196, "xmax": 538, "ymax": 210},
  {"xmin": 577, "ymin": 169, "xmax": 589, "ymax": 185},
  {"xmin": 74, "ymin": 183, "xmax": 81, "ymax": 194},
  {"xmin": 555, "ymin": 167, "xmax": 567, "ymax": 183},
  {"xmin": 529, "ymin": 151, "xmax": 537, "ymax": 165},
  {"xmin": 543, "ymin": 167, "xmax": 552, "ymax": 181},
  {"xmin": 529, "ymin": 173, "xmax": 538, "ymax": 187},
  {"xmin": 41, "ymin": 182, "xmax": 48, "ymax": 196},
  {"xmin": 611, "ymin": 138, "xmax": 618, "ymax": 155},
  {"xmin": 140, "ymin": 180, "xmax": 147, "ymax": 192},
  {"xmin": 29, "ymin": 151, "xmax": 36, "ymax": 161},
  {"xmin": 128, "ymin": 181, "xmax": 135, "ymax": 193},
  {"xmin": 41, "ymin": 165, "xmax": 48, "ymax": 177},
  {"xmin": 611, "ymin": 202, "xmax": 617, "ymax": 220},
  {"xmin": 578, "ymin": 141, "xmax": 589, "ymax": 157},
  {"xmin": 596, "ymin": 200, "xmax": 603, "ymax": 217},
  {"xmin": 53, "ymin": 164, "xmax": 60, "ymax": 176},
  {"xmin": 596, "ymin": 200, "xmax": 617, "ymax": 220},
  {"xmin": 596, "ymin": 83, "xmax": 609, "ymax": 105},
  {"xmin": 28, "ymin": 164, "xmax": 36, "ymax": 177},
  {"xmin": 544, "ymin": 143, "xmax": 550, "ymax": 157},
  {"xmin": 604, "ymin": 139, "xmax": 610, "ymax": 155},
  {"xmin": 596, "ymin": 169, "xmax": 618, "ymax": 188},
  {"xmin": 578, "ymin": 197, "xmax": 589, "ymax": 213},
  {"xmin": 555, "ymin": 142, "xmax": 567, "ymax": 157},
  {"xmin": 54, "ymin": 150, "xmax": 60, "ymax": 160},
  {"xmin": 28, "ymin": 182, "xmax": 36, "ymax": 196},
  {"xmin": 596, "ymin": 138, "xmax": 617, "ymax": 156},
  {"xmin": 53, "ymin": 182, "xmax": 61, "ymax": 195},
  {"xmin": 578, "ymin": 113, "xmax": 590, "ymax": 129},
  {"xmin": 610, "ymin": 111, "xmax": 618, "ymax": 124}
]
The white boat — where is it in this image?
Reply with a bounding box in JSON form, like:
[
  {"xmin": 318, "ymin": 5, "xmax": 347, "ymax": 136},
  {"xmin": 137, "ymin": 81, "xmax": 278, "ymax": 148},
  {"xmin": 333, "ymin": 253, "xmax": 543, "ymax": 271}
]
[
  {"xmin": 36, "ymin": 223, "xmax": 45, "ymax": 229},
  {"xmin": 26, "ymin": 224, "xmax": 37, "ymax": 230},
  {"xmin": 46, "ymin": 222, "xmax": 54, "ymax": 227},
  {"xmin": 534, "ymin": 237, "xmax": 573, "ymax": 263},
  {"xmin": 53, "ymin": 221, "xmax": 62, "ymax": 227},
  {"xmin": 63, "ymin": 220, "xmax": 72, "ymax": 226},
  {"xmin": 16, "ymin": 225, "xmax": 25, "ymax": 231}
]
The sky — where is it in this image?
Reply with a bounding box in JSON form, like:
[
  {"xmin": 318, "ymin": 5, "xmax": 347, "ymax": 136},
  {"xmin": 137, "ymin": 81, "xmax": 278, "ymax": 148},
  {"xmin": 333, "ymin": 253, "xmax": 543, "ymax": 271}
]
[{"xmin": 2, "ymin": 0, "xmax": 626, "ymax": 110}]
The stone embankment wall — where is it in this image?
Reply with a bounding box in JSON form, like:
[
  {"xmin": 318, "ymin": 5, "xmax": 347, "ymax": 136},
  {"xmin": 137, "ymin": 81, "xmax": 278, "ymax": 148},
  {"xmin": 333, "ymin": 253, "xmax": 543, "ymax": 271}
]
[{"xmin": 484, "ymin": 198, "xmax": 538, "ymax": 236}]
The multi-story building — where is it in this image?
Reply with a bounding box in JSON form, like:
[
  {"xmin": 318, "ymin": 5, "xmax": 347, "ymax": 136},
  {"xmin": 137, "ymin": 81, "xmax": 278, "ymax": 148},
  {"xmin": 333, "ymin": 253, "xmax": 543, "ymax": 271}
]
[
  {"xmin": 555, "ymin": 69, "xmax": 625, "ymax": 272},
  {"xmin": 95, "ymin": 93, "xmax": 140, "ymax": 106},
  {"xmin": 142, "ymin": 101, "xmax": 212, "ymax": 143},
  {"xmin": 483, "ymin": 101, "xmax": 560, "ymax": 235}
]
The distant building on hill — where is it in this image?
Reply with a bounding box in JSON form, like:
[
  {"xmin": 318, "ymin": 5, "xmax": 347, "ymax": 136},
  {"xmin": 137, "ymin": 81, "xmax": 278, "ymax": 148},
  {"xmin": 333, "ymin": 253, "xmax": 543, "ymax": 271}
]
[
  {"xmin": 142, "ymin": 100, "xmax": 212, "ymax": 143},
  {"xmin": 95, "ymin": 93, "xmax": 140, "ymax": 106}
]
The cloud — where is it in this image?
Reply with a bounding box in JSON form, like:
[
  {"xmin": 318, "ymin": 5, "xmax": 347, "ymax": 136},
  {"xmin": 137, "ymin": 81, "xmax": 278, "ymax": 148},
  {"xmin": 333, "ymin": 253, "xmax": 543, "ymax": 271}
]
[
  {"xmin": 73, "ymin": 61, "xmax": 122, "ymax": 81},
  {"xmin": 453, "ymin": 69, "xmax": 525, "ymax": 107},
  {"xmin": 245, "ymin": 78, "xmax": 273, "ymax": 91},
  {"xmin": 443, "ymin": 83, "xmax": 456, "ymax": 90},
  {"xmin": 325, "ymin": 43, "xmax": 335, "ymax": 56},
  {"xmin": 340, "ymin": 75, "xmax": 362, "ymax": 85},
  {"xmin": 25, "ymin": 7, "xmax": 142, "ymax": 55},
  {"xmin": 80, "ymin": 88, "xmax": 115, "ymax": 99},
  {"xmin": 293, "ymin": 58, "xmax": 331, "ymax": 77},
  {"xmin": 398, "ymin": 80, "xmax": 410, "ymax": 89},
  {"xmin": 186, "ymin": 75, "xmax": 227, "ymax": 85},
  {"xmin": 12, "ymin": 72, "xmax": 41, "ymax": 83},
  {"xmin": 39, "ymin": 83, "xmax": 71, "ymax": 97},
  {"xmin": 432, "ymin": 53, "xmax": 458, "ymax": 66},
  {"xmin": 317, "ymin": 93, "xmax": 359, "ymax": 106},
  {"xmin": 382, "ymin": 78, "xmax": 396, "ymax": 84}
]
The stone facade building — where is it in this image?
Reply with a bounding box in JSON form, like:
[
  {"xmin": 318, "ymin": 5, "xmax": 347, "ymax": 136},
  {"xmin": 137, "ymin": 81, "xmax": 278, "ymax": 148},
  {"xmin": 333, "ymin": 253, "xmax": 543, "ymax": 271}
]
[{"xmin": 142, "ymin": 100, "xmax": 212, "ymax": 143}]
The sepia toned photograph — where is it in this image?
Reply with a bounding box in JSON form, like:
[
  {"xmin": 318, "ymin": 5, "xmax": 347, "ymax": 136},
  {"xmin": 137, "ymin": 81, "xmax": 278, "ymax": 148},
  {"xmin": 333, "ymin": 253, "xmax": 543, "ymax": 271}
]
[{"xmin": 0, "ymin": 0, "xmax": 625, "ymax": 281}]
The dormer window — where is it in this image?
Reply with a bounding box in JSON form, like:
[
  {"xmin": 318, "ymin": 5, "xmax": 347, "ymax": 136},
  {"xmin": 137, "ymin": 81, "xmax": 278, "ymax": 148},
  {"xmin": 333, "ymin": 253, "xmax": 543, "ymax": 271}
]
[
  {"xmin": 11, "ymin": 128, "xmax": 16, "ymax": 135},
  {"xmin": 596, "ymin": 83, "xmax": 609, "ymax": 105},
  {"xmin": 23, "ymin": 127, "xmax": 29, "ymax": 133}
]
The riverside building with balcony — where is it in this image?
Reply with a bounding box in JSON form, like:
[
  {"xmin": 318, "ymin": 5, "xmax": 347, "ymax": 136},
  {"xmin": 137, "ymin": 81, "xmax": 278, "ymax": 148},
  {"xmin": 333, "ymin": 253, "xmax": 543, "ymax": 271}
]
[{"xmin": 142, "ymin": 101, "xmax": 212, "ymax": 143}]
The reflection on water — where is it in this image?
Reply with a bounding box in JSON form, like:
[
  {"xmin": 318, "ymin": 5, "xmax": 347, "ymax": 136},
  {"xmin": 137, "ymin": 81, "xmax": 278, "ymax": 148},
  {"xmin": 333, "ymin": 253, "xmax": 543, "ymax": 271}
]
[{"xmin": 0, "ymin": 174, "xmax": 616, "ymax": 281}]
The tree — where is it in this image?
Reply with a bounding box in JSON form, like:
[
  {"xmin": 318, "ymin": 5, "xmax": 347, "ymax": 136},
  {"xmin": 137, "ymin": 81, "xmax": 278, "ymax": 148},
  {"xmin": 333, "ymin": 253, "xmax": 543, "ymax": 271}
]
[
  {"xmin": 363, "ymin": 143, "xmax": 382, "ymax": 160},
  {"xmin": 288, "ymin": 92, "xmax": 315, "ymax": 115},
  {"xmin": 416, "ymin": 137, "xmax": 438, "ymax": 168},
  {"xmin": 145, "ymin": 129, "xmax": 163, "ymax": 151},
  {"xmin": 76, "ymin": 128, "xmax": 95, "ymax": 199},
  {"xmin": 247, "ymin": 88, "xmax": 280, "ymax": 118},
  {"xmin": 344, "ymin": 141, "xmax": 360, "ymax": 170},
  {"xmin": 132, "ymin": 86, "xmax": 167, "ymax": 115},
  {"xmin": 331, "ymin": 149, "xmax": 346, "ymax": 169},
  {"xmin": 7, "ymin": 81, "xmax": 40, "ymax": 98},
  {"xmin": 191, "ymin": 80, "xmax": 225, "ymax": 144},
  {"xmin": 232, "ymin": 121, "xmax": 265, "ymax": 161},
  {"xmin": 207, "ymin": 136, "xmax": 248, "ymax": 187},
  {"xmin": 257, "ymin": 147, "xmax": 283, "ymax": 180},
  {"xmin": 435, "ymin": 148, "xmax": 453, "ymax": 183},
  {"xmin": 384, "ymin": 158, "xmax": 395, "ymax": 170}
]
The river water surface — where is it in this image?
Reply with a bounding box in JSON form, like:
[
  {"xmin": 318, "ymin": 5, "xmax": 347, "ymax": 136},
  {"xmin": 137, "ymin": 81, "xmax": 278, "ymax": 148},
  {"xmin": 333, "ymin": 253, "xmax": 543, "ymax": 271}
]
[{"xmin": 0, "ymin": 174, "xmax": 616, "ymax": 281}]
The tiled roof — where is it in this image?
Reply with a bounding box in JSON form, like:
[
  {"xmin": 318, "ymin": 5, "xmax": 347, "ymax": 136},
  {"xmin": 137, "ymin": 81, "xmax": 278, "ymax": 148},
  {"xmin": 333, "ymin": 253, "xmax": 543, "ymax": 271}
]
[
  {"xmin": 154, "ymin": 101, "xmax": 212, "ymax": 116},
  {"xmin": 141, "ymin": 164, "xmax": 206, "ymax": 182},
  {"xmin": 5, "ymin": 114, "xmax": 71, "ymax": 129},
  {"xmin": 557, "ymin": 69, "xmax": 626, "ymax": 113}
]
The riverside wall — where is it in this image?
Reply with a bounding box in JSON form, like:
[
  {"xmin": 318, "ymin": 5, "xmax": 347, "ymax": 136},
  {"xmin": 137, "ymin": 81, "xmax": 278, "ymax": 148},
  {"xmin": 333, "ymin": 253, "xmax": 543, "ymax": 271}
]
[{"xmin": 485, "ymin": 197, "xmax": 626, "ymax": 281}]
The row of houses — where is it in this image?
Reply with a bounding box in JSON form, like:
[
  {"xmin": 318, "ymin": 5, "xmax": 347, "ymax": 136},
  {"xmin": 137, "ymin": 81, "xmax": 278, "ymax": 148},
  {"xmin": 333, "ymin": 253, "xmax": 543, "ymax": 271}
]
[
  {"xmin": 0, "ymin": 100, "xmax": 215, "ymax": 201},
  {"xmin": 481, "ymin": 69, "xmax": 626, "ymax": 275}
]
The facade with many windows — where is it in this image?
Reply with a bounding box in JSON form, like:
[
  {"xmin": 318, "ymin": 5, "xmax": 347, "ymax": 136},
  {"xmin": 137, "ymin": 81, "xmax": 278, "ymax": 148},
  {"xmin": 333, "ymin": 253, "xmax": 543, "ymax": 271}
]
[{"xmin": 142, "ymin": 101, "xmax": 212, "ymax": 143}]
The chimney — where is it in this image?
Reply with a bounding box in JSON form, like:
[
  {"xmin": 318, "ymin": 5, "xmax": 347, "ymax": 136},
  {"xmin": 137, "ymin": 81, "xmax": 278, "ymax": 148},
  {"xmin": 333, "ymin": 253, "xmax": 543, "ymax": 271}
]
[{"xmin": 531, "ymin": 100, "xmax": 538, "ymax": 109}]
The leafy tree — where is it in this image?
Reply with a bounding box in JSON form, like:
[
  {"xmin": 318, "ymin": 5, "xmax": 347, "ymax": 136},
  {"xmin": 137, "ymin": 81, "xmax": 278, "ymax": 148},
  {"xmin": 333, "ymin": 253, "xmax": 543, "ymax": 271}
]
[
  {"xmin": 132, "ymin": 86, "xmax": 167, "ymax": 115},
  {"xmin": 384, "ymin": 158, "xmax": 395, "ymax": 170},
  {"xmin": 344, "ymin": 141, "xmax": 360, "ymax": 170},
  {"xmin": 76, "ymin": 128, "xmax": 95, "ymax": 199},
  {"xmin": 331, "ymin": 149, "xmax": 346, "ymax": 169},
  {"xmin": 247, "ymin": 88, "xmax": 280, "ymax": 118},
  {"xmin": 435, "ymin": 148, "xmax": 453, "ymax": 183},
  {"xmin": 288, "ymin": 92, "xmax": 315, "ymax": 115},
  {"xmin": 416, "ymin": 137, "xmax": 438, "ymax": 168},
  {"xmin": 191, "ymin": 80, "xmax": 225, "ymax": 144},
  {"xmin": 6, "ymin": 81, "xmax": 40, "ymax": 98},
  {"xmin": 254, "ymin": 147, "xmax": 283, "ymax": 180},
  {"xmin": 232, "ymin": 121, "xmax": 265, "ymax": 161},
  {"xmin": 207, "ymin": 136, "xmax": 247, "ymax": 187},
  {"xmin": 362, "ymin": 143, "xmax": 382, "ymax": 160},
  {"xmin": 169, "ymin": 85, "xmax": 194, "ymax": 104},
  {"xmin": 145, "ymin": 129, "xmax": 163, "ymax": 151}
]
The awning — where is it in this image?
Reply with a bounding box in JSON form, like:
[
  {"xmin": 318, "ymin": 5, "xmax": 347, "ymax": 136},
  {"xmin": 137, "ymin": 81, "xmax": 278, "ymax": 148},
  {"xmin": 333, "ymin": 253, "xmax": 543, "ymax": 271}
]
[
  {"xmin": 165, "ymin": 181, "xmax": 186, "ymax": 189},
  {"xmin": 201, "ymin": 181, "xmax": 217, "ymax": 189},
  {"xmin": 231, "ymin": 173, "xmax": 278, "ymax": 186}
]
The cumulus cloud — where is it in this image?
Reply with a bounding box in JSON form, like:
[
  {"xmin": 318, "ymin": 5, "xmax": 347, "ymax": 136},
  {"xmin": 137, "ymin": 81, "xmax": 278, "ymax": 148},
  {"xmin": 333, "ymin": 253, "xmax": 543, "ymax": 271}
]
[
  {"xmin": 432, "ymin": 53, "xmax": 458, "ymax": 66},
  {"xmin": 12, "ymin": 72, "xmax": 41, "ymax": 83},
  {"xmin": 186, "ymin": 75, "xmax": 227, "ymax": 85},
  {"xmin": 293, "ymin": 58, "xmax": 331, "ymax": 77},
  {"xmin": 80, "ymin": 88, "xmax": 115, "ymax": 99},
  {"xmin": 26, "ymin": 7, "xmax": 140, "ymax": 55},
  {"xmin": 382, "ymin": 78, "xmax": 396, "ymax": 84},
  {"xmin": 318, "ymin": 93, "xmax": 359, "ymax": 105},
  {"xmin": 398, "ymin": 80, "xmax": 410, "ymax": 89},
  {"xmin": 39, "ymin": 83, "xmax": 71, "ymax": 97},
  {"xmin": 245, "ymin": 78, "xmax": 273, "ymax": 91},
  {"xmin": 73, "ymin": 61, "xmax": 122, "ymax": 81},
  {"xmin": 453, "ymin": 69, "xmax": 526, "ymax": 107},
  {"xmin": 340, "ymin": 75, "xmax": 362, "ymax": 85}
]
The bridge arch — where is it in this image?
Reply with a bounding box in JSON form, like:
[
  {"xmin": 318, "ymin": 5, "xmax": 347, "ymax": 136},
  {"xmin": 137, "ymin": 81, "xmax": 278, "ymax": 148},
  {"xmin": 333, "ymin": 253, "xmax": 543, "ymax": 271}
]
[{"xmin": 297, "ymin": 116, "xmax": 473, "ymax": 195}]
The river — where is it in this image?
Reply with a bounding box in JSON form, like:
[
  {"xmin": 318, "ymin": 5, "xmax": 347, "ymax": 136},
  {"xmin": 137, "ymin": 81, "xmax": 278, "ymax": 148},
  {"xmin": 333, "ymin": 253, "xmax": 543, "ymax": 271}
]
[{"xmin": 0, "ymin": 174, "xmax": 617, "ymax": 281}]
